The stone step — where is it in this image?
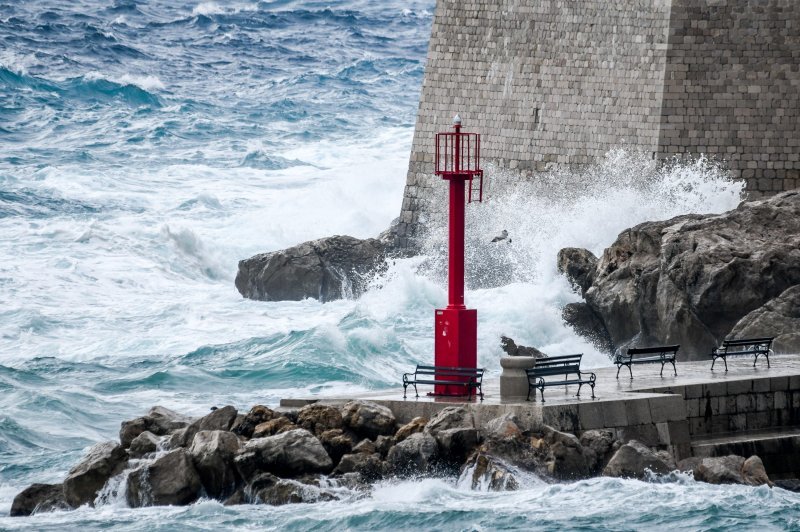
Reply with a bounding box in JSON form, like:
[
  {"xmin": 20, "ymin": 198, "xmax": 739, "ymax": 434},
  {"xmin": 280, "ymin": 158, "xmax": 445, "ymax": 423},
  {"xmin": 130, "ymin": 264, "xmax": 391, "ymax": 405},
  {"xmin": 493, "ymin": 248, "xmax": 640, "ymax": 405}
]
[{"xmin": 691, "ymin": 425, "xmax": 800, "ymax": 479}]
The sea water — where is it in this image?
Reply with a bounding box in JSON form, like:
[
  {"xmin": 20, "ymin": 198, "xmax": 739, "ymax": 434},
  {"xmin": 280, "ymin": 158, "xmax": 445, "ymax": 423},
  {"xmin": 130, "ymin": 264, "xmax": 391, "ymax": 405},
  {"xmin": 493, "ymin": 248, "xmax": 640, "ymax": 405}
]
[{"xmin": 1, "ymin": 1, "xmax": 798, "ymax": 530}]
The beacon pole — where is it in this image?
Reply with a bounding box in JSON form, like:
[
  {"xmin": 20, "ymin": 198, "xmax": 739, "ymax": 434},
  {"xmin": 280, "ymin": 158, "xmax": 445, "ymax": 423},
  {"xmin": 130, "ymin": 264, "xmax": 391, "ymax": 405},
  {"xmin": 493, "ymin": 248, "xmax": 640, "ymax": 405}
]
[{"xmin": 433, "ymin": 115, "xmax": 483, "ymax": 396}]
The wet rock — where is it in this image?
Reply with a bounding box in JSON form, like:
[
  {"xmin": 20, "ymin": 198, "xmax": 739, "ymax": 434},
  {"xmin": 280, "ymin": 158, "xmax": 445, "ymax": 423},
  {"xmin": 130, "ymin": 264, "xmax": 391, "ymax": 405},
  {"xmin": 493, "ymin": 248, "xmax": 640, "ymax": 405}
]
[
  {"xmin": 128, "ymin": 431, "xmax": 160, "ymax": 458},
  {"xmin": 579, "ymin": 430, "xmax": 615, "ymax": 473},
  {"xmin": 10, "ymin": 483, "xmax": 69, "ymax": 517},
  {"xmin": 341, "ymin": 401, "xmax": 396, "ymax": 439},
  {"xmin": 253, "ymin": 417, "xmax": 296, "ymax": 438},
  {"xmin": 460, "ymin": 452, "xmax": 519, "ymax": 491},
  {"xmin": 318, "ymin": 428, "xmax": 354, "ymax": 465},
  {"xmin": 235, "ymin": 235, "xmax": 389, "ymax": 302},
  {"xmin": 692, "ymin": 455, "xmax": 746, "ymax": 484},
  {"xmin": 484, "ymin": 414, "xmax": 523, "ymax": 443},
  {"xmin": 602, "ymin": 440, "xmax": 671, "ymax": 480},
  {"xmin": 374, "ymin": 435, "xmax": 395, "ymax": 458},
  {"xmin": 742, "ymin": 456, "xmax": 772, "ymax": 486},
  {"xmin": 126, "ymin": 449, "xmax": 202, "ymax": 507},
  {"xmin": 178, "ymin": 405, "xmax": 238, "ymax": 448},
  {"xmin": 774, "ymin": 479, "xmax": 800, "ymax": 492},
  {"xmin": 561, "ymin": 302, "xmax": 614, "ymax": 354},
  {"xmin": 119, "ymin": 407, "xmax": 191, "ymax": 448},
  {"xmin": 395, "ymin": 417, "xmax": 428, "ymax": 442},
  {"xmin": 559, "ymin": 191, "xmax": 800, "ymax": 359},
  {"xmin": 386, "ymin": 432, "xmax": 438, "ymax": 475},
  {"xmin": 543, "ymin": 427, "xmax": 590, "ymax": 480},
  {"xmin": 63, "ymin": 441, "xmax": 128, "ymax": 508},
  {"xmin": 297, "ymin": 404, "xmax": 343, "ymax": 436},
  {"xmin": 352, "ymin": 439, "xmax": 377, "ymax": 454},
  {"xmin": 424, "ymin": 407, "xmax": 474, "ymax": 437},
  {"xmin": 333, "ymin": 453, "xmax": 384, "ymax": 481},
  {"xmin": 223, "ymin": 488, "xmax": 246, "ymax": 506},
  {"xmin": 248, "ymin": 473, "xmax": 335, "ymax": 506},
  {"xmin": 436, "ymin": 428, "xmax": 480, "ymax": 465},
  {"xmin": 232, "ymin": 405, "xmax": 277, "ymax": 439},
  {"xmin": 728, "ymin": 285, "xmax": 800, "ymax": 354},
  {"xmin": 557, "ymin": 247, "xmax": 598, "ymax": 296},
  {"xmin": 234, "ymin": 429, "xmax": 333, "ymax": 481},
  {"xmin": 500, "ymin": 336, "xmax": 548, "ymax": 358},
  {"xmin": 189, "ymin": 430, "xmax": 242, "ymax": 499}
]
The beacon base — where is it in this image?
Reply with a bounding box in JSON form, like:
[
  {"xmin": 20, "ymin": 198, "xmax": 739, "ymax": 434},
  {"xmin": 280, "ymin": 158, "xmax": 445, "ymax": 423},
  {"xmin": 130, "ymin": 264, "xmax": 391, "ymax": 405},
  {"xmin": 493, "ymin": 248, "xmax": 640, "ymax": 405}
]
[{"xmin": 433, "ymin": 307, "xmax": 477, "ymax": 396}]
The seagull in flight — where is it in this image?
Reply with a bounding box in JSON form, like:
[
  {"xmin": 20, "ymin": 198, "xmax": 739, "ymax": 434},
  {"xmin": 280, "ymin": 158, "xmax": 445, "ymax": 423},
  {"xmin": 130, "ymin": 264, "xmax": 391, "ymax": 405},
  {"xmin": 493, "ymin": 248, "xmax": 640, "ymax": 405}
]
[{"xmin": 491, "ymin": 229, "xmax": 511, "ymax": 243}]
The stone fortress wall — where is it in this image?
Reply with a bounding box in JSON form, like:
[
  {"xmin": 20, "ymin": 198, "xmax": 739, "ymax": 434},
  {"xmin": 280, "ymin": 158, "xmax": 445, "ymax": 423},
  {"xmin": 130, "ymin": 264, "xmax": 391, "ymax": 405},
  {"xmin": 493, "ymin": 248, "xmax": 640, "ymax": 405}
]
[{"xmin": 394, "ymin": 0, "xmax": 800, "ymax": 248}]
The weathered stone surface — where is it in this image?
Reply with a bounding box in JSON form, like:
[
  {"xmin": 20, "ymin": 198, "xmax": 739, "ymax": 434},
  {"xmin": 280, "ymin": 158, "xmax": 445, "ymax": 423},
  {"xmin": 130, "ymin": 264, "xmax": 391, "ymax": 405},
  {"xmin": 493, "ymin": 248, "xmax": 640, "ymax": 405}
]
[
  {"xmin": 436, "ymin": 428, "xmax": 480, "ymax": 464},
  {"xmin": 395, "ymin": 417, "xmax": 428, "ymax": 442},
  {"xmin": 386, "ymin": 432, "xmax": 438, "ymax": 475},
  {"xmin": 580, "ymin": 430, "xmax": 615, "ymax": 473},
  {"xmin": 500, "ymin": 336, "xmax": 548, "ymax": 358},
  {"xmin": 232, "ymin": 405, "xmax": 277, "ymax": 439},
  {"xmin": 249, "ymin": 473, "xmax": 335, "ymax": 506},
  {"xmin": 119, "ymin": 407, "xmax": 191, "ymax": 448},
  {"xmin": 318, "ymin": 429, "xmax": 354, "ymax": 465},
  {"xmin": 692, "ymin": 455, "xmax": 746, "ymax": 484},
  {"xmin": 128, "ymin": 431, "xmax": 160, "ymax": 458},
  {"xmin": 253, "ymin": 417, "xmax": 296, "ymax": 438},
  {"xmin": 484, "ymin": 414, "xmax": 523, "ymax": 443},
  {"xmin": 235, "ymin": 235, "xmax": 389, "ymax": 302},
  {"xmin": 374, "ymin": 435, "xmax": 395, "ymax": 458},
  {"xmin": 234, "ymin": 429, "xmax": 333, "ymax": 480},
  {"xmin": 561, "ymin": 302, "xmax": 614, "ymax": 354},
  {"xmin": 341, "ymin": 401, "xmax": 396, "ymax": 439},
  {"xmin": 543, "ymin": 427, "xmax": 590, "ymax": 480},
  {"xmin": 741, "ymin": 456, "xmax": 772, "ymax": 487},
  {"xmin": 460, "ymin": 453, "xmax": 520, "ymax": 491},
  {"xmin": 560, "ymin": 192, "xmax": 800, "ymax": 359},
  {"xmin": 602, "ymin": 440, "xmax": 671, "ymax": 480},
  {"xmin": 424, "ymin": 407, "xmax": 474, "ymax": 437},
  {"xmin": 297, "ymin": 404, "xmax": 343, "ymax": 436},
  {"xmin": 126, "ymin": 449, "xmax": 202, "ymax": 507},
  {"xmin": 10, "ymin": 484, "xmax": 69, "ymax": 516},
  {"xmin": 729, "ymin": 285, "xmax": 800, "ymax": 354},
  {"xmin": 63, "ymin": 441, "xmax": 128, "ymax": 508},
  {"xmin": 333, "ymin": 453, "xmax": 384, "ymax": 481},
  {"xmin": 178, "ymin": 406, "xmax": 238, "ymax": 448},
  {"xmin": 352, "ymin": 439, "xmax": 377, "ymax": 454},
  {"xmin": 189, "ymin": 430, "xmax": 242, "ymax": 498},
  {"xmin": 557, "ymin": 248, "xmax": 598, "ymax": 296}
]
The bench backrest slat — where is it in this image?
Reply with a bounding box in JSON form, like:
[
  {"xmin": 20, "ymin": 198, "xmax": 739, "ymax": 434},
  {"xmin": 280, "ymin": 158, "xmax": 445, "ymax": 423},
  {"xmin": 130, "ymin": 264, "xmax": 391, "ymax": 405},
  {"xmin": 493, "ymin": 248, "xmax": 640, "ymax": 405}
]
[
  {"xmin": 722, "ymin": 337, "xmax": 773, "ymax": 347},
  {"xmin": 415, "ymin": 365, "xmax": 484, "ymax": 377},
  {"xmin": 627, "ymin": 345, "xmax": 679, "ymax": 356},
  {"xmin": 527, "ymin": 363, "xmax": 582, "ymax": 377}
]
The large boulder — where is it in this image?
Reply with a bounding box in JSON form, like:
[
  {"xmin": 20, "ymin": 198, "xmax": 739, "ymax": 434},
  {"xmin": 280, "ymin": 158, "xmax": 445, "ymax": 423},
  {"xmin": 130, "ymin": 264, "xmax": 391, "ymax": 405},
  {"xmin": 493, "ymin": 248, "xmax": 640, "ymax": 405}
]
[
  {"xmin": 126, "ymin": 449, "xmax": 202, "ymax": 507},
  {"xmin": 543, "ymin": 427, "xmax": 590, "ymax": 480},
  {"xmin": 234, "ymin": 429, "xmax": 333, "ymax": 480},
  {"xmin": 235, "ymin": 235, "xmax": 389, "ymax": 302},
  {"xmin": 557, "ymin": 247, "xmax": 598, "ymax": 296},
  {"xmin": 684, "ymin": 455, "xmax": 773, "ymax": 486},
  {"xmin": 395, "ymin": 417, "xmax": 428, "ymax": 443},
  {"xmin": 341, "ymin": 401, "xmax": 396, "ymax": 439},
  {"xmin": 119, "ymin": 406, "xmax": 191, "ymax": 448},
  {"xmin": 424, "ymin": 407, "xmax": 475, "ymax": 437},
  {"xmin": 559, "ymin": 191, "xmax": 800, "ymax": 359},
  {"xmin": 728, "ymin": 285, "xmax": 800, "ymax": 354},
  {"xmin": 579, "ymin": 430, "xmax": 615, "ymax": 473},
  {"xmin": 318, "ymin": 429, "xmax": 354, "ymax": 465},
  {"xmin": 176, "ymin": 405, "xmax": 238, "ymax": 448},
  {"xmin": 63, "ymin": 441, "xmax": 128, "ymax": 508},
  {"xmin": 248, "ymin": 473, "xmax": 336, "ymax": 506},
  {"xmin": 232, "ymin": 405, "xmax": 277, "ymax": 439},
  {"xmin": 189, "ymin": 430, "xmax": 242, "ymax": 499},
  {"xmin": 386, "ymin": 432, "xmax": 438, "ymax": 475},
  {"xmin": 460, "ymin": 452, "xmax": 520, "ymax": 491},
  {"xmin": 128, "ymin": 431, "xmax": 160, "ymax": 458},
  {"xmin": 602, "ymin": 440, "xmax": 671, "ymax": 480},
  {"xmin": 333, "ymin": 452, "xmax": 384, "ymax": 481},
  {"xmin": 10, "ymin": 484, "xmax": 69, "ymax": 516},
  {"xmin": 297, "ymin": 404, "xmax": 343, "ymax": 436}
]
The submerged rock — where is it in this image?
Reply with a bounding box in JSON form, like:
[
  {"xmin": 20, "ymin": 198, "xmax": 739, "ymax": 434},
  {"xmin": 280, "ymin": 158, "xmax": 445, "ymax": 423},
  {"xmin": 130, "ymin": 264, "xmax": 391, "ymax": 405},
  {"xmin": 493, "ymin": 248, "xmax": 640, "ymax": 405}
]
[
  {"xmin": 10, "ymin": 484, "xmax": 70, "ymax": 517},
  {"xmin": 461, "ymin": 452, "xmax": 520, "ymax": 491},
  {"xmin": 602, "ymin": 440, "xmax": 671, "ymax": 480},
  {"xmin": 63, "ymin": 441, "xmax": 128, "ymax": 508},
  {"xmin": 127, "ymin": 449, "xmax": 203, "ymax": 507},
  {"xmin": 235, "ymin": 235, "xmax": 389, "ymax": 302},
  {"xmin": 558, "ymin": 191, "xmax": 800, "ymax": 359}
]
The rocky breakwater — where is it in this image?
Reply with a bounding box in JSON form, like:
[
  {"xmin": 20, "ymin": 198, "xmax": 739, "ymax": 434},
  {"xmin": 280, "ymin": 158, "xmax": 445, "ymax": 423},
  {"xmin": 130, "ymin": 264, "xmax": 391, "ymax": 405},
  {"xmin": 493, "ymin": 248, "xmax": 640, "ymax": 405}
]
[
  {"xmin": 11, "ymin": 404, "xmax": 782, "ymax": 517},
  {"xmin": 235, "ymin": 234, "xmax": 396, "ymax": 302},
  {"xmin": 558, "ymin": 190, "xmax": 800, "ymax": 359}
]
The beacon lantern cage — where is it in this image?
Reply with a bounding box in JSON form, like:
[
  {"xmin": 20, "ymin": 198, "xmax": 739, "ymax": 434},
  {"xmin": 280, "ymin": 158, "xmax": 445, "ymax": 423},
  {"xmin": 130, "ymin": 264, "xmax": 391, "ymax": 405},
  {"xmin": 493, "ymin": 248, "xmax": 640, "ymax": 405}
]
[{"xmin": 434, "ymin": 115, "xmax": 484, "ymax": 203}]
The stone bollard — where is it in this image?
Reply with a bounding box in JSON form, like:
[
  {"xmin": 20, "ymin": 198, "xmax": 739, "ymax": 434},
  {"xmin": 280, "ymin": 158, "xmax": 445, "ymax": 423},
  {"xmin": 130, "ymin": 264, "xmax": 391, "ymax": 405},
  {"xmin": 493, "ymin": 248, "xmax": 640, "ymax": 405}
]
[{"xmin": 500, "ymin": 357, "xmax": 537, "ymax": 399}]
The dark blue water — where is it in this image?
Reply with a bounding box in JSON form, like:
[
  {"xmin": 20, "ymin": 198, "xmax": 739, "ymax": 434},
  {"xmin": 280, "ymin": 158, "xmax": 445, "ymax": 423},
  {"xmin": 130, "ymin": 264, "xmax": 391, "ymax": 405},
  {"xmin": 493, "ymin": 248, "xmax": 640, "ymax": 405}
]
[{"xmin": 1, "ymin": 1, "xmax": 796, "ymax": 529}]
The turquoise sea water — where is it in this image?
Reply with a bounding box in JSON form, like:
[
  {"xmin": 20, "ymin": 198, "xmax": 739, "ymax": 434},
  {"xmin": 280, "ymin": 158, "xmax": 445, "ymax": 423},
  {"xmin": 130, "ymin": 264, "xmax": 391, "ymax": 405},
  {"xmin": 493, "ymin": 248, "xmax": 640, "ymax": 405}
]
[{"xmin": 1, "ymin": 1, "xmax": 797, "ymax": 529}]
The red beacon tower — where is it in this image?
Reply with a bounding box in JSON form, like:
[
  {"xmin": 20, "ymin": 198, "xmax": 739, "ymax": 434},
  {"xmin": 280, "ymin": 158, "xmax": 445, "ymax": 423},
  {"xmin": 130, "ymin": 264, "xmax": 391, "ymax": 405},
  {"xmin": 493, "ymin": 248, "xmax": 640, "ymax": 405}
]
[{"xmin": 433, "ymin": 114, "xmax": 483, "ymax": 395}]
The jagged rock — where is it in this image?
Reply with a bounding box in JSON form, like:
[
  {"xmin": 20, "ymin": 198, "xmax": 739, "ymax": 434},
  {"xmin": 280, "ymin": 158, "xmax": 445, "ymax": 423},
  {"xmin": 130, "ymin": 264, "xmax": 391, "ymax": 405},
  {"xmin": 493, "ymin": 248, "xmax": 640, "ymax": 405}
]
[
  {"xmin": 223, "ymin": 488, "xmax": 246, "ymax": 506},
  {"xmin": 374, "ymin": 435, "xmax": 395, "ymax": 458},
  {"xmin": 557, "ymin": 247, "xmax": 598, "ymax": 296},
  {"xmin": 128, "ymin": 431, "xmax": 160, "ymax": 458},
  {"xmin": 10, "ymin": 484, "xmax": 69, "ymax": 516},
  {"xmin": 297, "ymin": 404, "xmax": 343, "ymax": 435},
  {"xmin": 484, "ymin": 414, "xmax": 523, "ymax": 443},
  {"xmin": 561, "ymin": 303, "xmax": 614, "ymax": 354},
  {"xmin": 500, "ymin": 335, "xmax": 548, "ymax": 358},
  {"xmin": 189, "ymin": 430, "xmax": 242, "ymax": 499},
  {"xmin": 352, "ymin": 439, "xmax": 377, "ymax": 454},
  {"xmin": 248, "ymin": 473, "xmax": 335, "ymax": 506},
  {"xmin": 63, "ymin": 441, "xmax": 128, "ymax": 508},
  {"xmin": 543, "ymin": 427, "xmax": 590, "ymax": 480},
  {"xmin": 424, "ymin": 407, "xmax": 474, "ymax": 437},
  {"xmin": 386, "ymin": 432, "xmax": 438, "ymax": 475},
  {"xmin": 558, "ymin": 191, "xmax": 800, "ymax": 359},
  {"xmin": 687, "ymin": 455, "xmax": 772, "ymax": 486},
  {"xmin": 602, "ymin": 440, "xmax": 671, "ymax": 480},
  {"xmin": 460, "ymin": 452, "xmax": 519, "ymax": 491},
  {"xmin": 579, "ymin": 430, "xmax": 615, "ymax": 473},
  {"xmin": 234, "ymin": 429, "xmax": 333, "ymax": 481},
  {"xmin": 235, "ymin": 235, "xmax": 389, "ymax": 302},
  {"xmin": 395, "ymin": 417, "xmax": 428, "ymax": 442},
  {"xmin": 119, "ymin": 407, "xmax": 191, "ymax": 448},
  {"xmin": 728, "ymin": 285, "xmax": 800, "ymax": 354},
  {"xmin": 341, "ymin": 401, "xmax": 396, "ymax": 439},
  {"xmin": 333, "ymin": 453, "xmax": 383, "ymax": 481},
  {"xmin": 318, "ymin": 429, "xmax": 354, "ymax": 465},
  {"xmin": 253, "ymin": 417, "xmax": 296, "ymax": 438},
  {"xmin": 232, "ymin": 405, "xmax": 277, "ymax": 438},
  {"xmin": 273, "ymin": 406, "xmax": 301, "ymax": 422},
  {"xmin": 436, "ymin": 428, "xmax": 480, "ymax": 464},
  {"xmin": 178, "ymin": 405, "xmax": 238, "ymax": 448},
  {"xmin": 126, "ymin": 449, "xmax": 202, "ymax": 507}
]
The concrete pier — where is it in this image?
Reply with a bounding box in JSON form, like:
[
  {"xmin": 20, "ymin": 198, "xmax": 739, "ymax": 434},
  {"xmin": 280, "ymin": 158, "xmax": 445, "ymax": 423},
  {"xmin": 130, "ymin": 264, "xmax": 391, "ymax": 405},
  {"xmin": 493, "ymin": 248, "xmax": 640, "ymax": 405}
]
[{"xmin": 282, "ymin": 354, "xmax": 800, "ymax": 478}]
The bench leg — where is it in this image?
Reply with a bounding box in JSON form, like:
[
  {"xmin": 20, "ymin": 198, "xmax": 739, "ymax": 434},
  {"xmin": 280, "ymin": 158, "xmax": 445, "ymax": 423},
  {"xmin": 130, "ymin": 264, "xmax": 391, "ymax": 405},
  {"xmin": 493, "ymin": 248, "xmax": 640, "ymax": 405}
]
[
  {"xmin": 671, "ymin": 360, "xmax": 677, "ymax": 376},
  {"xmin": 616, "ymin": 365, "xmax": 621, "ymax": 379},
  {"xmin": 660, "ymin": 362, "xmax": 665, "ymax": 378},
  {"xmin": 403, "ymin": 384, "xmax": 407, "ymax": 399},
  {"xmin": 724, "ymin": 357, "xmax": 728, "ymax": 372},
  {"xmin": 576, "ymin": 383, "xmax": 582, "ymax": 397},
  {"xmin": 590, "ymin": 382, "xmax": 595, "ymax": 399},
  {"xmin": 540, "ymin": 387, "xmax": 545, "ymax": 402},
  {"xmin": 479, "ymin": 384, "xmax": 484, "ymax": 401},
  {"xmin": 711, "ymin": 356, "xmax": 716, "ymax": 371},
  {"xmin": 526, "ymin": 386, "xmax": 532, "ymax": 402},
  {"xmin": 413, "ymin": 384, "xmax": 419, "ymax": 398},
  {"xmin": 767, "ymin": 350, "xmax": 772, "ymax": 369},
  {"xmin": 627, "ymin": 364, "xmax": 633, "ymax": 380}
]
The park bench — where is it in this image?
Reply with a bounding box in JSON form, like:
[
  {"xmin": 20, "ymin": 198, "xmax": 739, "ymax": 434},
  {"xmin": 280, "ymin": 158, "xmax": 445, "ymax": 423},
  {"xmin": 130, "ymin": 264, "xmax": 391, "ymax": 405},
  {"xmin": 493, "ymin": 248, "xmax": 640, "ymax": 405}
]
[
  {"xmin": 711, "ymin": 337, "xmax": 773, "ymax": 371},
  {"xmin": 525, "ymin": 354, "xmax": 596, "ymax": 402},
  {"xmin": 402, "ymin": 365, "xmax": 484, "ymax": 400},
  {"xmin": 614, "ymin": 344, "xmax": 680, "ymax": 379}
]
